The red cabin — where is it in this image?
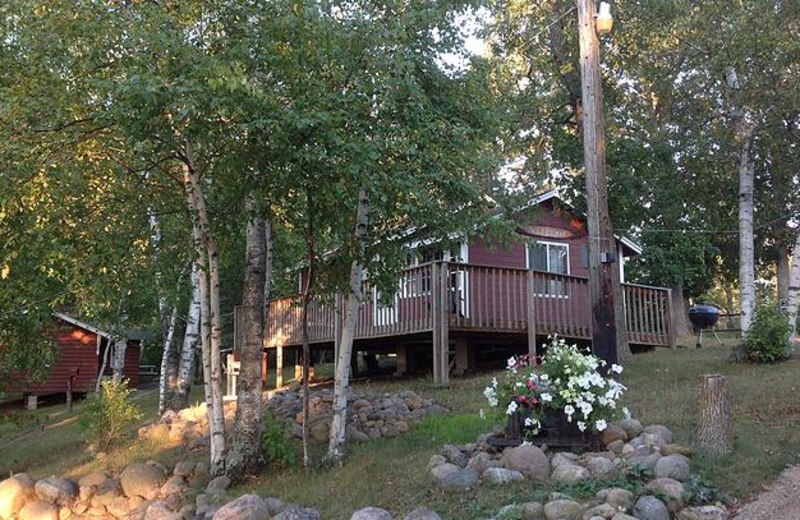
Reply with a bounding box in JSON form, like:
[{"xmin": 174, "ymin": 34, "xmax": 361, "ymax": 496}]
[
  {"xmin": 230, "ymin": 190, "xmax": 675, "ymax": 391},
  {"xmin": 6, "ymin": 314, "xmax": 141, "ymax": 398}
]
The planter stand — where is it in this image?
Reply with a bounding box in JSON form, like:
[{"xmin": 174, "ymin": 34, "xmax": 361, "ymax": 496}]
[{"xmin": 486, "ymin": 409, "xmax": 601, "ymax": 453}]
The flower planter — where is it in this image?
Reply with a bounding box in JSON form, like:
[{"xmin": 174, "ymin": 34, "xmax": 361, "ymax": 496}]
[{"xmin": 487, "ymin": 408, "xmax": 600, "ymax": 452}]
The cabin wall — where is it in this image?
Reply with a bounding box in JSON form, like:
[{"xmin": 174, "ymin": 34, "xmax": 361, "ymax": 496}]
[
  {"xmin": 468, "ymin": 200, "xmax": 590, "ymax": 277},
  {"xmin": 21, "ymin": 324, "xmax": 100, "ymax": 395}
]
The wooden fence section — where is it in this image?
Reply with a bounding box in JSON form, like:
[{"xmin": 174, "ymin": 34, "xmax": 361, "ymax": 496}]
[{"xmin": 261, "ymin": 261, "xmax": 674, "ymax": 350}]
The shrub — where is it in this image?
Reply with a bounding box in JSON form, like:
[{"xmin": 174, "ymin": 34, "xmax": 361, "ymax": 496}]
[
  {"xmin": 80, "ymin": 379, "xmax": 142, "ymax": 451},
  {"xmin": 262, "ymin": 412, "xmax": 298, "ymax": 467},
  {"xmin": 743, "ymin": 304, "xmax": 793, "ymax": 363}
]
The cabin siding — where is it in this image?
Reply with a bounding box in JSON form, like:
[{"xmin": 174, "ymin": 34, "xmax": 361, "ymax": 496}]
[{"xmin": 22, "ymin": 324, "xmax": 99, "ymax": 395}]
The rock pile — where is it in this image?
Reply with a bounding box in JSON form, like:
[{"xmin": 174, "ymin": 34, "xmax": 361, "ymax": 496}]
[
  {"xmin": 425, "ymin": 419, "xmax": 730, "ymax": 520},
  {"xmin": 0, "ymin": 461, "xmax": 322, "ymax": 520},
  {"xmin": 0, "ymin": 460, "xmax": 203, "ymax": 520},
  {"xmin": 265, "ymin": 388, "xmax": 448, "ymax": 443}
]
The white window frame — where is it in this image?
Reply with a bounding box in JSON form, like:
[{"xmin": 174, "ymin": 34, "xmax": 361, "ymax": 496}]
[{"xmin": 525, "ymin": 240, "xmax": 570, "ymax": 298}]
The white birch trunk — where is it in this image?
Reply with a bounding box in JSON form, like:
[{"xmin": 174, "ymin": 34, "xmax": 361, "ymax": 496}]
[
  {"xmin": 158, "ymin": 309, "xmax": 178, "ymax": 413},
  {"xmin": 170, "ymin": 263, "xmax": 201, "ymax": 411},
  {"xmin": 95, "ymin": 338, "xmax": 111, "ymax": 393},
  {"xmin": 111, "ymin": 336, "xmax": 128, "ymax": 383},
  {"xmin": 786, "ymin": 228, "xmax": 800, "ymax": 342},
  {"xmin": 736, "ymin": 115, "xmax": 756, "ymax": 335},
  {"xmin": 326, "ymin": 189, "xmax": 369, "ymax": 465},
  {"xmin": 226, "ymin": 200, "xmax": 268, "ymax": 481},
  {"xmin": 183, "ymin": 140, "xmax": 226, "ymax": 475}
]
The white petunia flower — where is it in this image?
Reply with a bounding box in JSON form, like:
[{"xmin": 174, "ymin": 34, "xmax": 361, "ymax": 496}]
[
  {"xmin": 525, "ymin": 417, "xmax": 534, "ymax": 427},
  {"xmin": 564, "ymin": 404, "xmax": 575, "ymax": 416},
  {"xmin": 506, "ymin": 401, "xmax": 518, "ymax": 415},
  {"xmin": 611, "ymin": 364, "xmax": 624, "ymax": 374},
  {"xmin": 577, "ymin": 421, "xmax": 587, "ymax": 432},
  {"xmin": 623, "ymin": 407, "xmax": 631, "ymax": 419},
  {"xmin": 540, "ymin": 393, "xmax": 553, "ymax": 403},
  {"xmin": 595, "ymin": 419, "xmax": 608, "ymax": 431}
]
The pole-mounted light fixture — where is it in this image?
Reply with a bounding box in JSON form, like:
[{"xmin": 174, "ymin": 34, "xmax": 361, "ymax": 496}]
[{"xmin": 596, "ymin": 2, "xmax": 614, "ymax": 35}]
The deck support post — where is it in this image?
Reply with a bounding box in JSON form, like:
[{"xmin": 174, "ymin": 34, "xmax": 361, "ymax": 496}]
[
  {"xmin": 27, "ymin": 395, "xmax": 37, "ymax": 410},
  {"xmin": 275, "ymin": 345, "xmax": 283, "ymax": 388},
  {"xmin": 395, "ymin": 344, "xmax": 408, "ymax": 376},
  {"xmin": 432, "ymin": 262, "xmax": 450, "ymax": 387},
  {"xmin": 526, "ymin": 270, "xmax": 537, "ymax": 360},
  {"xmin": 454, "ymin": 338, "xmax": 469, "ymax": 376}
]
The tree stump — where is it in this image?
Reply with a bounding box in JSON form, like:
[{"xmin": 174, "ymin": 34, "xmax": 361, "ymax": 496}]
[{"xmin": 694, "ymin": 374, "xmax": 733, "ymax": 456}]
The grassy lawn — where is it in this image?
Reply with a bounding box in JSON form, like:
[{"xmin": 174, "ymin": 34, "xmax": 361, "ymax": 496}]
[
  {"xmin": 2, "ymin": 341, "xmax": 798, "ymax": 519},
  {"xmin": 238, "ymin": 341, "xmax": 800, "ymax": 519}
]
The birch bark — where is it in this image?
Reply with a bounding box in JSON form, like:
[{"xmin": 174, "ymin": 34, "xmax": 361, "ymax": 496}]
[
  {"xmin": 786, "ymin": 229, "xmax": 800, "ymax": 341},
  {"xmin": 736, "ymin": 114, "xmax": 757, "ymax": 335},
  {"xmin": 326, "ymin": 189, "xmax": 369, "ymax": 465},
  {"xmin": 169, "ymin": 263, "xmax": 201, "ymax": 411},
  {"xmin": 183, "ymin": 141, "xmax": 226, "ymax": 475},
  {"xmin": 111, "ymin": 336, "xmax": 128, "ymax": 383},
  {"xmin": 226, "ymin": 200, "xmax": 268, "ymax": 481},
  {"xmin": 158, "ymin": 309, "xmax": 178, "ymax": 413}
]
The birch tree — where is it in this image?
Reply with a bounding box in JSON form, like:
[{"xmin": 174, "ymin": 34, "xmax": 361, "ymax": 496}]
[
  {"xmin": 226, "ymin": 199, "xmax": 268, "ymax": 480},
  {"xmin": 169, "ymin": 263, "xmax": 201, "ymax": 411},
  {"xmin": 787, "ymin": 229, "xmax": 800, "ymax": 341}
]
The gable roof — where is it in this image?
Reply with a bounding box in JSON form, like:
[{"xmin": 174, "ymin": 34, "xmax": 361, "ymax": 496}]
[
  {"xmin": 54, "ymin": 313, "xmax": 111, "ymax": 338},
  {"xmin": 520, "ymin": 189, "xmax": 643, "ymax": 257}
]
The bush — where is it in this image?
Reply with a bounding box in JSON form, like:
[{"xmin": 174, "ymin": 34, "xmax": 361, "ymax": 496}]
[
  {"xmin": 743, "ymin": 304, "xmax": 793, "ymax": 363},
  {"xmin": 80, "ymin": 379, "xmax": 142, "ymax": 451},
  {"xmin": 262, "ymin": 413, "xmax": 298, "ymax": 468}
]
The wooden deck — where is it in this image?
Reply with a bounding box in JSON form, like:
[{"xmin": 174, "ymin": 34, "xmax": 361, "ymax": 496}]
[{"xmin": 262, "ymin": 262, "xmax": 675, "ymax": 355}]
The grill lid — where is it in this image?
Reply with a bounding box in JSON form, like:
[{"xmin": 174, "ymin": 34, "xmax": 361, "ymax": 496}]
[{"xmin": 688, "ymin": 304, "xmax": 720, "ymax": 329}]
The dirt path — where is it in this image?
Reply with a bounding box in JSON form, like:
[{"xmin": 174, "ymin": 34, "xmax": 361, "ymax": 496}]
[{"xmin": 734, "ymin": 464, "xmax": 800, "ymax": 519}]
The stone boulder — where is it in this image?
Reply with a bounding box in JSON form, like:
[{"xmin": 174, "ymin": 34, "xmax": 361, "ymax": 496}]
[
  {"xmin": 645, "ymin": 478, "xmax": 685, "ymax": 511},
  {"xmin": 77, "ymin": 471, "xmax": 108, "ymax": 501},
  {"xmin": 143, "ymin": 500, "xmax": 182, "ymax": 520},
  {"xmin": 582, "ymin": 503, "xmax": 617, "ymax": 519},
  {"xmin": 483, "ymin": 467, "xmax": 525, "ymax": 485},
  {"xmin": 34, "ymin": 477, "xmax": 76, "ymax": 506},
  {"xmin": 212, "ymin": 494, "xmax": 271, "ymax": 520},
  {"xmin": 92, "ymin": 478, "xmax": 123, "ymax": 506},
  {"xmin": 350, "ymin": 507, "xmax": 394, "ymax": 520},
  {"xmin": 403, "ymin": 507, "xmax": 441, "ymax": 520},
  {"xmin": 500, "ymin": 445, "xmax": 550, "ymax": 481},
  {"xmin": 596, "ymin": 488, "xmax": 633, "ymax": 512},
  {"xmin": 615, "ymin": 418, "xmax": 643, "ymax": 439},
  {"xmin": 551, "ymin": 463, "xmax": 590, "ymax": 485},
  {"xmin": 654, "ymin": 454, "xmax": 691, "ymax": 481},
  {"xmin": 468, "ymin": 452, "xmax": 501, "ymax": 475},
  {"xmin": 543, "ymin": 499, "xmax": 583, "ymax": 520},
  {"xmin": 632, "ymin": 496, "xmax": 669, "ymax": 520},
  {"xmin": 586, "ymin": 457, "xmax": 619, "ymax": 481},
  {"xmin": 676, "ymin": 506, "xmax": 728, "ymax": 520},
  {"xmin": 441, "ymin": 445, "xmax": 468, "ymax": 468},
  {"xmin": 206, "ymin": 476, "xmax": 232, "ymax": 497},
  {"xmin": 432, "ymin": 466, "xmax": 479, "ymax": 491},
  {"xmin": 520, "ymin": 502, "xmax": 545, "ymax": 520},
  {"xmin": 643, "ymin": 425, "xmax": 674, "ymax": 444},
  {"xmin": 18, "ymin": 500, "xmax": 58, "ymax": 520},
  {"xmin": 120, "ymin": 463, "xmax": 167, "ymax": 500},
  {"xmin": 600, "ymin": 425, "xmax": 628, "ymax": 446},
  {"xmin": 273, "ymin": 504, "xmax": 322, "ymax": 520},
  {"xmin": 0, "ymin": 473, "xmax": 35, "ymax": 519}
]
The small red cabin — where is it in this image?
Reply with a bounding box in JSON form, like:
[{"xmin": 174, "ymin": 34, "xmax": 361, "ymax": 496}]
[{"xmin": 9, "ymin": 314, "xmax": 140, "ymax": 396}]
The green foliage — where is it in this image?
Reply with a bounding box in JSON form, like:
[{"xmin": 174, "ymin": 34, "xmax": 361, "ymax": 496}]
[
  {"xmin": 79, "ymin": 379, "xmax": 142, "ymax": 451},
  {"xmin": 742, "ymin": 304, "xmax": 793, "ymax": 364},
  {"xmin": 681, "ymin": 473, "xmax": 729, "ymax": 506},
  {"xmin": 632, "ymin": 232, "xmax": 719, "ymax": 299},
  {"xmin": 262, "ymin": 413, "xmax": 298, "ymax": 468}
]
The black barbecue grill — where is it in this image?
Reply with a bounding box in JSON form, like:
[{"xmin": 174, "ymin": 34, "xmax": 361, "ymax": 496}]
[{"xmin": 688, "ymin": 304, "xmax": 723, "ymax": 348}]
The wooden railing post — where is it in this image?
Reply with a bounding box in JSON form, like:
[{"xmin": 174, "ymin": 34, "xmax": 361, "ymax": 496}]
[
  {"xmin": 665, "ymin": 288, "xmax": 677, "ymax": 348},
  {"xmin": 526, "ymin": 270, "xmax": 537, "ymax": 360},
  {"xmin": 431, "ymin": 262, "xmax": 450, "ymax": 387}
]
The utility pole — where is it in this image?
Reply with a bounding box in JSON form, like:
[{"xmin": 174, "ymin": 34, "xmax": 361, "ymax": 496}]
[{"xmin": 576, "ymin": 0, "xmax": 628, "ymax": 365}]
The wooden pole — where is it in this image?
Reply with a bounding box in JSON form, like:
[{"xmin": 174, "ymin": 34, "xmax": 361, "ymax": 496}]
[
  {"xmin": 694, "ymin": 374, "xmax": 733, "ymax": 456},
  {"xmin": 526, "ymin": 270, "xmax": 537, "ymax": 360},
  {"xmin": 577, "ymin": 0, "xmax": 621, "ymax": 366}
]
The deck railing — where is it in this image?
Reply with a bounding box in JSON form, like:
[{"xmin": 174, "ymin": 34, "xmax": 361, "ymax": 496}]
[{"xmin": 261, "ymin": 261, "xmax": 674, "ymax": 349}]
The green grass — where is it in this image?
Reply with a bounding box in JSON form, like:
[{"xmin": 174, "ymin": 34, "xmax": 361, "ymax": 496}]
[
  {"xmin": 240, "ymin": 341, "xmax": 800, "ymax": 518},
  {"xmin": 3, "ymin": 341, "xmax": 799, "ymax": 518}
]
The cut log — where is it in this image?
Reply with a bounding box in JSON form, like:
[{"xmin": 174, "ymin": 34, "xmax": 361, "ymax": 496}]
[{"xmin": 694, "ymin": 374, "xmax": 733, "ymax": 456}]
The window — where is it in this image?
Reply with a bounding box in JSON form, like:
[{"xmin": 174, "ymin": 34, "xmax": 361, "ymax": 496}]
[{"xmin": 527, "ymin": 241, "xmax": 569, "ymax": 296}]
